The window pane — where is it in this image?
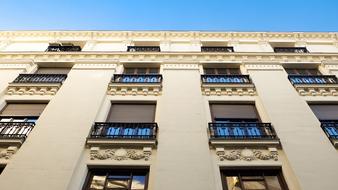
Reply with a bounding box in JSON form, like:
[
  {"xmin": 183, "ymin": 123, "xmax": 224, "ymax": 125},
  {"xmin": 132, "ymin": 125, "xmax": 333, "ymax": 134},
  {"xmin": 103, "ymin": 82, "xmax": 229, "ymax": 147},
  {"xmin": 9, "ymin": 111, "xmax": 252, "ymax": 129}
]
[
  {"xmin": 89, "ymin": 175, "xmax": 106, "ymax": 190},
  {"xmin": 106, "ymin": 178, "xmax": 130, "ymax": 189},
  {"xmin": 124, "ymin": 68, "xmax": 135, "ymax": 74},
  {"xmin": 148, "ymin": 68, "xmax": 159, "ymax": 74},
  {"xmin": 243, "ymin": 180, "xmax": 267, "ymax": 190},
  {"xmin": 204, "ymin": 68, "xmax": 215, "ymax": 74},
  {"xmin": 265, "ymin": 176, "xmax": 283, "ymax": 190},
  {"xmin": 226, "ymin": 176, "xmax": 242, "ymax": 190},
  {"xmin": 131, "ymin": 175, "xmax": 146, "ymax": 190},
  {"xmin": 217, "ymin": 69, "xmax": 228, "ymax": 74},
  {"xmin": 137, "ymin": 68, "xmax": 147, "ymax": 74}
]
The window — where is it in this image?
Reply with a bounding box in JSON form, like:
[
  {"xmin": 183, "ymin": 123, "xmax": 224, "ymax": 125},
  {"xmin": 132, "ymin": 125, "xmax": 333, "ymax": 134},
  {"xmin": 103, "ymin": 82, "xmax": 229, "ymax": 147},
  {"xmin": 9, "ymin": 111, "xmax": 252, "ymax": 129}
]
[
  {"xmin": 124, "ymin": 68, "xmax": 159, "ymax": 75},
  {"xmin": 84, "ymin": 168, "xmax": 149, "ymax": 190},
  {"xmin": 221, "ymin": 168, "xmax": 288, "ymax": 190},
  {"xmin": 0, "ymin": 166, "xmax": 5, "ymax": 174},
  {"xmin": 285, "ymin": 69, "xmax": 321, "ymax": 76},
  {"xmin": 106, "ymin": 103, "xmax": 156, "ymax": 123},
  {"xmin": 204, "ymin": 68, "xmax": 241, "ymax": 75},
  {"xmin": 309, "ymin": 104, "xmax": 338, "ymax": 121},
  {"xmin": 0, "ymin": 103, "xmax": 47, "ymax": 122},
  {"xmin": 210, "ymin": 103, "xmax": 259, "ymax": 122},
  {"xmin": 46, "ymin": 43, "xmax": 82, "ymax": 52},
  {"xmin": 35, "ymin": 67, "xmax": 71, "ymax": 74}
]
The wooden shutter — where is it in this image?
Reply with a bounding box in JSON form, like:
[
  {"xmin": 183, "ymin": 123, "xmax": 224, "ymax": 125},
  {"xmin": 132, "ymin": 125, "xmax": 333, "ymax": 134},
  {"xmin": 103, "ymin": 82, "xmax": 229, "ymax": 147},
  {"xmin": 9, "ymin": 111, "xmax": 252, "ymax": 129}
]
[
  {"xmin": 106, "ymin": 104, "xmax": 156, "ymax": 122},
  {"xmin": 309, "ymin": 105, "xmax": 338, "ymax": 120},
  {"xmin": 210, "ymin": 104, "xmax": 258, "ymax": 121},
  {"xmin": 36, "ymin": 67, "xmax": 71, "ymax": 74},
  {"xmin": 0, "ymin": 103, "xmax": 47, "ymax": 116}
]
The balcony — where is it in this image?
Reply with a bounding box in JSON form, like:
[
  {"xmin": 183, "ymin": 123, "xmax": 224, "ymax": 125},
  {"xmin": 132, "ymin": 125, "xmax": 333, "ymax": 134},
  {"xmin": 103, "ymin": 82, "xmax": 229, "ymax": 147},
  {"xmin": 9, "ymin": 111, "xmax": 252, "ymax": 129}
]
[
  {"xmin": 127, "ymin": 46, "xmax": 161, "ymax": 52},
  {"xmin": 208, "ymin": 122, "xmax": 280, "ymax": 147},
  {"xmin": 321, "ymin": 121, "xmax": 338, "ymax": 147},
  {"xmin": 7, "ymin": 74, "xmax": 68, "ymax": 96},
  {"xmin": 86, "ymin": 122, "xmax": 158, "ymax": 147},
  {"xmin": 288, "ymin": 75, "xmax": 338, "ymax": 96},
  {"xmin": 274, "ymin": 47, "xmax": 308, "ymax": 53},
  {"xmin": 107, "ymin": 74, "xmax": 163, "ymax": 96},
  {"xmin": 201, "ymin": 75, "xmax": 255, "ymax": 96},
  {"xmin": 201, "ymin": 46, "xmax": 234, "ymax": 52},
  {"xmin": 0, "ymin": 122, "xmax": 35, "ymax": 145},
  {"xmin": 46, "ymin": 44, "xmax": 81, "ymax": 52}
]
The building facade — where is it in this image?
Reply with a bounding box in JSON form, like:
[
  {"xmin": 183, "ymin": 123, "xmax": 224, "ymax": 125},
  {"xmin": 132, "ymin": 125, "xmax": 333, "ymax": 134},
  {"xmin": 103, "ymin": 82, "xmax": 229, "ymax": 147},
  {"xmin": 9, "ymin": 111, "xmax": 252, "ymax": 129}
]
[{"xmin": 0, "ymin": 31, "xmax": 337, "ymax": 190}]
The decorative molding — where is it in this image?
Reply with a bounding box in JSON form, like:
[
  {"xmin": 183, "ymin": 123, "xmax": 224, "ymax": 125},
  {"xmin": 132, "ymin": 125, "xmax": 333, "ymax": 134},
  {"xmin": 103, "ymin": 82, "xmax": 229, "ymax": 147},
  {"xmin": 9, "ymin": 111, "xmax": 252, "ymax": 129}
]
[
  {"xmin": 1, "ymin": 52, "xmax": 336, "ymax": 65},
  {"xmin": 90, "ymin": 147, "xmax": 152, "ymax": 161},
  {"xmin": 202, "ymin": 84, "xmax": 256, "ymax": 96},
  {"xmin": 107, "ymin": 83, "xmax": 162, "ymax": 96},
  {"xmin": 6, "ymin": 83, "xmax": 61, "ymax": 96},
  {"xmin": 215, "ymin": 148, "xmax": 278, "ymax": 161},
  {"xmin": 73, "ymin": 63, "xmax": 117, "ymax": 70},
  {"xmin": 244, "ymin": 64, "xmax": 284, "ymax": 71},
  {"xmin": 0, "ymin": 31, "xmax": 337, "ymax": 42},
  {"xmin": 323, "ymin": 64, "xmax": 338, "ymax": 71},
  {"xmin": 294, "ymin": 85, "xmax": 338, "ymax": 96},
  {"xmin": 0, "ymin": 63, "xmax": 32, "ymax": 70},
  {"xmin": 0, "ymin": 146, "xmax": 18, "ymax": 160},
  {"xmin": 162, "ymin": 64, "xmax": 199, "ymax": 70}
]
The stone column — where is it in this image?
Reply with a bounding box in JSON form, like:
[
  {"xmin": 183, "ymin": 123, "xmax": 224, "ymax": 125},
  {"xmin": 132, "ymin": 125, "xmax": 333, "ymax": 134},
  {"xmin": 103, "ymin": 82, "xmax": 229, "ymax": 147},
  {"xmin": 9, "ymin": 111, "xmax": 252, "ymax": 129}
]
[
  {"xmin": 0, "ymin": 63, "xmax": 116, "ymax": 190},
  {"xmin": 244, "ymin": 64, "xmax": 338, "ymax": 190},
  {"xmin": 154, "ymin": 63, "xmax": 216, "ymax": 190}
]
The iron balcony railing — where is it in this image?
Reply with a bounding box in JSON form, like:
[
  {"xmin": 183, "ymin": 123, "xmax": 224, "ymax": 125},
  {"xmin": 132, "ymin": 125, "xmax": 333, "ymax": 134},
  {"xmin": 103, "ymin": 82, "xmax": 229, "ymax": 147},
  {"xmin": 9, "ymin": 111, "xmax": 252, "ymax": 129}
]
[
  {"xmin": 208, "ymin": 122, "xmax": 278, "ymax": 140},
  {"xmin": 288, "ymin": 75, "xmax": 338, "ymax": 85},
  {"xmin": 46, "ymin": 45, "xmax": 81, "ymax": 52},
  {"xmin": 12, "ymin": 74, "xmax": 67, "ymax": 83},
  {"xmin": 0, "ymin": 122, "xmax": 35, "ymax": 139},
  {"xmin": 274, "ymin": 47, "xmax": 309, "ymax": 53},
  {"xmin": 112, "ymin": 74, "xmax": 162, "ymax": 83},
  {"xmin": 127, "ymin": 46, "xmax": 161, "ymax": 52},
  {"xmin": 321, "ymin": 121, "xmax": 338, "ymax": 140},
  {"xmin": 201, "ymin": 75, "xmax": 252, "ymax": 84},
  {"xmin": 89, "ymin": 122, "xmax": 158, "ymax": 140},
  {"xmin": 201, "ymin": 46, "xmax": 234, "ymax": 52}
]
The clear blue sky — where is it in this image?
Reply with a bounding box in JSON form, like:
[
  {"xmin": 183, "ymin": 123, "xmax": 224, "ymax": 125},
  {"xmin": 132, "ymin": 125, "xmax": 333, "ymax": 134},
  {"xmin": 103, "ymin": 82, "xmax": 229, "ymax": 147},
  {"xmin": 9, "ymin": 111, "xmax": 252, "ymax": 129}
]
[{"xmin": 0, "ymin": 0, "xmax": 337, "ymax": 32}]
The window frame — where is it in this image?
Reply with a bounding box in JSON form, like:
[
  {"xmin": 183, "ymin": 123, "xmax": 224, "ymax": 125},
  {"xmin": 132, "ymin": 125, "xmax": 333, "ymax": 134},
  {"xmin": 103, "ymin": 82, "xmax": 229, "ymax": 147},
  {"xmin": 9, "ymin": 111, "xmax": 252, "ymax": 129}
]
[
  {"xmin": 204, "ymin": 68, "xmax": 241, "ymax": 75},
  {"xmin": 220, "ymin": 167, "xmax": 289, "ymax": 190},
  {"xmin": 209, "ymin": 103, "xmax": 261, "ymax": 123},
  {"xmin": 82, "ymin": 167, "xmax": 149, "ymax": 190},
  {"xmin": 123, "ymin": 68, "xmax": 159, "ymax": 75}
]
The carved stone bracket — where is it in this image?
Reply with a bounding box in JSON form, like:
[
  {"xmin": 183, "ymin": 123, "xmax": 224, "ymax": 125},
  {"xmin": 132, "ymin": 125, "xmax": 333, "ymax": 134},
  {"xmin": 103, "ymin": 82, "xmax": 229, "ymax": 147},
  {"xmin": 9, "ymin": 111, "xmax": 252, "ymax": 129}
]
[
  {"xmin": 107, "ymin": 84, "xmax": 162, "ymax": 96},
  {"xmin": 294, "ymin": 85, "xmax": 338, "ymax": 96},
  {"xmin": 90, "ymin": 147, "xmax": 152, "ymax": 161},
  {"xmin": 0, "ymin": 146, "xmax": 18, "ymax": 160},
  {"xmin": 202, "ymin": 84, "xmax": 256, "ymax": 96},
  {"xmin": 6, "ymin": 84, "xmax": 61, "ymax": 96},
  {"xmin": 215, "ymin": 148, "xmax": 278, "ymax": 161}
]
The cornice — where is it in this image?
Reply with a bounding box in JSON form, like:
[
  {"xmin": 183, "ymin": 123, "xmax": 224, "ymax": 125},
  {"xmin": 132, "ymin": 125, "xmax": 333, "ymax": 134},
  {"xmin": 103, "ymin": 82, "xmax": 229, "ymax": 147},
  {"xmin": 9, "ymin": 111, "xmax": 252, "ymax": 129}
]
[
  {"xmin": 0, "ymin": 31, "xmax": 337, "ymax": 42},
  {"xmin": 0, "ymin": 52, "xmax": 337, "ymax": 64}
]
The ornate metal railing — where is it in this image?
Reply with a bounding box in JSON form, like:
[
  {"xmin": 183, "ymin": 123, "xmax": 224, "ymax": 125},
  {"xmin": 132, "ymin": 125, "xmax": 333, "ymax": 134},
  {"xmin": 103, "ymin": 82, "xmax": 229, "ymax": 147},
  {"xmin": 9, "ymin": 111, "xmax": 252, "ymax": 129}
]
[
  {"xmin": 288, "ymin": 75, "xmax": 338, "ymax": 85},
  {"xmin": 112, "ymin": 74, "xmax": 162, "ymax": 83},
  {"xmin": 12, "ymin": 74, "xmax": 67, "ymax": 83},
  {"xmin": 127, "ymin": 46, "xmax": 161, "ymax": 52},
  {"xmin": 321, "ymin": 121, "xmax": 338, "ymax": 140},
  {"xmin": 201, "ymin": 75, "xmax": 252, "ymax": 84},
  {"xmin": 89, "ymin": 122, "xmax": 158, "ymax": 140},
  {"xmin": 274, "ymin": 47, "xmax": 308, "ymax": 53},
  {"xmin": 201, "ymin": 46, "xmax": 234, "ymax": 52},
  {"xmin": 0, "ymin": 122, "xmax": 35, "ymax": 139},
  {"xmin": 208, "ymin": 122, "xmax": 278, "ymax": 140},
  {"xmin": 46, "ymin": 45, "xmax": 81, "ymax": 52}
]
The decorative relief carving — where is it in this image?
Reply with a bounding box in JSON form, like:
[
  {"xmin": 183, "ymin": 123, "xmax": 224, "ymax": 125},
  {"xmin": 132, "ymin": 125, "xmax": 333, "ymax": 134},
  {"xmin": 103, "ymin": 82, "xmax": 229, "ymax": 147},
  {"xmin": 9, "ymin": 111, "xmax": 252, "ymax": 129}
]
[
  {"xmin": 73, "ymin": 63, "xmax": 117, "ymax": 70},
  {"xmin": 202, "ymin": 85, "xmax": 256, "ymax": 96},
  {"xmin": 0, "ymin": 146, "xmax": 18, "ymax": 160},
  {"xmin": 162, "ymin": 64, "xmax": 199, "ymax": 70},
  {"xmin": 6, "ymin": 84, "xmax": 61, "ymax": 96},
  {"xmin": 90, "ymin": 147, "xmax": 152, "ymax": 161},
  {"xmin": 107, "ymin": 84, "xmax": 161, "ymax": 96},
  {"xmin": 244, "ymin": 64, "xmax": 284, "ymax": 71},
  {"xmin": 215, "ymin": 148, "xmax": 278, "ymax": 161},
  {"xmin": 294, "ymin": 86, "xmax": 338, "ymax": 96}
]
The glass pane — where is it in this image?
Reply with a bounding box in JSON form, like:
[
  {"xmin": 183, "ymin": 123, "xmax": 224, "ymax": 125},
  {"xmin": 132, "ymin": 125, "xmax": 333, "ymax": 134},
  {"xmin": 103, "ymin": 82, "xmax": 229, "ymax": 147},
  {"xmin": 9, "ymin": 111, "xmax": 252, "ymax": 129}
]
[
  {"xmin": 148, "ymin": 68, "xmax": 159, "ymax": 74},
  {"xmin": 124, "ymin": 68, "xmax": 135, "ymax": 74},
  {"xmin": 137, "ymin": 68, "xmax": 147, "ymax": 74},
  {"xmin": 106, "ymin": 178, "xmax": 129, "ymax": 189},
  {"xmin": 217, "ymin": 69, "xmax": 227, "ymax": 74},
  {"xmin": 131, "ymin": 175, "xmax": 146, "ymax": 190},
  {"xmin": 226, "ymin": 176, "xmax": 242, "ymax": 190},
  {"xmin": 266, "ymin": 176, "xmax": 283, "ymax": 190},
  {"xmin": 204, "ymin": 68, "xmax": 215, "ymax": 74},
  {"xmin": 243, "ymin": 180, "xmax": 267, "ymax": 190},
  {"xmin": 89, "ymin": 175, "xmax": 106, "ymax": 190}
]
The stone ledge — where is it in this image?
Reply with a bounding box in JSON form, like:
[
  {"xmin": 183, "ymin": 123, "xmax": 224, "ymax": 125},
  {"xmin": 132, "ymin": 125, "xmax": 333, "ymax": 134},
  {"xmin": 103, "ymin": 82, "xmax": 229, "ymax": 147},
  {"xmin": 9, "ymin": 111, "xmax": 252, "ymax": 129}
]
[
  {"xmin": 202, "ymin": 83, "xmax": 256, "ymax": 96},
  {"xmin": 86, "ymin": 138, "xmax": 157, "ymax": 148},
  {"xmin": 107, "ymin": 83, "xmax": 162, "ymax": 96},
  {"xmin": 209, "ymin": 139, "xmax": 281, "ymax": 149},
  {"xmin": 293, "ymin": 84, "xmax": 338, "ymax": 96},
  {"xmin": 6, "ymin": 83, "xmax": 62, "ymax": 96}
]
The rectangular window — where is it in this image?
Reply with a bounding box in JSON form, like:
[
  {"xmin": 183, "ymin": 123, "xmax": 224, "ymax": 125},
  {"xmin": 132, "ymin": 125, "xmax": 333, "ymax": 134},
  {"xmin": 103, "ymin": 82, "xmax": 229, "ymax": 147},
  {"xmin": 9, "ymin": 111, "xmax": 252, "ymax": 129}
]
[
  {"xmin": 285, "ymin": 69, "xmax": 320, "ymax": 76},
  {"xmin": 124, "ymin": 68, "xmax": 159, "ymax": 74},
  {"xmin": 35, "ymin": 67, "xmax": 71, "ymax": 74},
  {"xmin": 210, "ymin": 103, "xmax": 259, "ymax": 122},
  {"xmin": 84, "ymin": 168, "xmax": 149, "ymax": 190},
  {"xmin": 0, "ymin": 166, "xmax": 4, "ymax": 174},
  {"xmin": 204, "ymin": 68, "xmax": 241, "ymax": 75},
  {"xmin": 106, "ymin": 103, "xmax": 156, "ymax": 122},
  {"xmin": 309, "ymin": 104, "xmax": 338, "ymax": 121},
  {"xmin": 0, "ymin": 103, "xmax": 47, "ymax": 117},
  {"xmin": 221, "ymin": 168, "xmax": 288, "ymax": 190}
]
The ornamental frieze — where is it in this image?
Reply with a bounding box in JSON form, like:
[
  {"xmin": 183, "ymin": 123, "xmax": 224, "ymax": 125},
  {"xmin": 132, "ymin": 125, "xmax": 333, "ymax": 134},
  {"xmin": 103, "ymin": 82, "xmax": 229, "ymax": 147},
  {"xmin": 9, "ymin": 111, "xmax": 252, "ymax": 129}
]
[
  {"xmin": 215, "ymin": 148, "xmax": 278, "ymax": 161},
  {"xmin": 90, "ymin": 147, "xmax": 152, "ymax": 161}
]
